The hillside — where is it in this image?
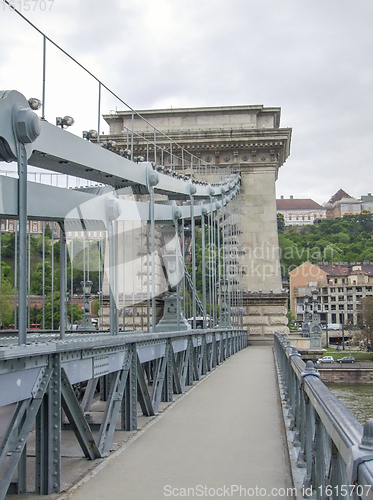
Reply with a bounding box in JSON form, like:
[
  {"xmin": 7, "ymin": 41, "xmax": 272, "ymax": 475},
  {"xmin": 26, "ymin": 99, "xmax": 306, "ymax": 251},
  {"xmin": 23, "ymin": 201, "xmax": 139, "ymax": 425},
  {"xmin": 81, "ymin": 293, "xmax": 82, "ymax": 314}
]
[{"xmin": 278, "ymin": 214, "xmax": 373, "ymax": 279}]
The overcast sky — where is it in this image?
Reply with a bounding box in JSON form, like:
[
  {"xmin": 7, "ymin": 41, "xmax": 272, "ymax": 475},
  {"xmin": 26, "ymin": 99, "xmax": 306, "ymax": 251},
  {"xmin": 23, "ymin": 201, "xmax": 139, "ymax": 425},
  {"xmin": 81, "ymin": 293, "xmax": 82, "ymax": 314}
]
[{"xmin": 1, "ymin": 0, "xmax": 372, "ymax": 205}]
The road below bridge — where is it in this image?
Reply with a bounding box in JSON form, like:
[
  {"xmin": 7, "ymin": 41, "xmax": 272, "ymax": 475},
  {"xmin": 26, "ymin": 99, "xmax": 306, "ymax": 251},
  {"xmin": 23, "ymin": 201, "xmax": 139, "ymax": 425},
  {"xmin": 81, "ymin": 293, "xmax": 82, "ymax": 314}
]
[{"xmin": 58, "ymin": 346, "xmax": 294, "ymax": 500}]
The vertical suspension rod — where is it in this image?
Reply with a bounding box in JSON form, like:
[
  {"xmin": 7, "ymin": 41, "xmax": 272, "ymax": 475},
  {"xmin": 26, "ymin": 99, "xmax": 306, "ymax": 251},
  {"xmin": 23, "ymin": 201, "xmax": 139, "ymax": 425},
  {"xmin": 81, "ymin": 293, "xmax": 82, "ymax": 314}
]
[
  {"xmin": 190, "ymin": 191, "xmax": 196, "ymax": 330},
  {"xmin": 17, "ymin": 144, "xmax": 27, "ymax": 344}
]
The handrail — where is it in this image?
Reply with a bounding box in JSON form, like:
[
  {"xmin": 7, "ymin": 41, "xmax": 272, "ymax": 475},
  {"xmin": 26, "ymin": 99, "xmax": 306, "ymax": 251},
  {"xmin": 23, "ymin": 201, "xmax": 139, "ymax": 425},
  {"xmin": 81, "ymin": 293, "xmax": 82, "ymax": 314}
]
[{"xmin": 274, "ymin": 333, "xmax": 373, "ymax": 498}]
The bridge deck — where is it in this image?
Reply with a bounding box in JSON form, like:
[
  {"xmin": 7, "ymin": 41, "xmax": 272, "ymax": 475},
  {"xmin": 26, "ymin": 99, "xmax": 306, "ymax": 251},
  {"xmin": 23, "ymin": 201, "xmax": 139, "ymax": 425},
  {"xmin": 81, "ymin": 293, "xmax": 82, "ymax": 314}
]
[{"xmin": 58, "ymin": 346, "xmax": 294, "ymax": 500}]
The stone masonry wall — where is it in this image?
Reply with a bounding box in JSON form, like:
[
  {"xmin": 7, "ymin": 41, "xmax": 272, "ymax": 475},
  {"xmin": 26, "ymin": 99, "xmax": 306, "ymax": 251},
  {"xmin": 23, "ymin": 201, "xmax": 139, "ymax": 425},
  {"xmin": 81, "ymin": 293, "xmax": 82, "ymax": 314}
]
[
  {"xmin": 243, "ymin": 293, "xmax": 289, "ymax": 344},
  {"xmin": 318, "ymin": 368, "xmax": 373, "ymax": 384}
]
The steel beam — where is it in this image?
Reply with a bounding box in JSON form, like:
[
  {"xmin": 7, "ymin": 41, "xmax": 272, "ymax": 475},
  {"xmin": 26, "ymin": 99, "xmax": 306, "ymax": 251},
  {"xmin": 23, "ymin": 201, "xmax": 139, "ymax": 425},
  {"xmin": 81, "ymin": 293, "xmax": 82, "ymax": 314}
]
[{"xmin": 61, "ymin": 368, "xmax": 101, "ymax": 460}]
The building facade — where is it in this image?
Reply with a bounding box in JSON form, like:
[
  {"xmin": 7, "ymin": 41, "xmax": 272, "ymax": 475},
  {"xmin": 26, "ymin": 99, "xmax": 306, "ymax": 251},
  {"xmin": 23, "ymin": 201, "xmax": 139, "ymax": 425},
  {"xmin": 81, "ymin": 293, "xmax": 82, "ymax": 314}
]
[
  {"xmin": 276, "ymin": 196, "xmax": 326, "ymax": 226},
  {"xmin": 1, "ymin": 219, "xmax": 61, "ymax": 238},
  {"xmin": 325, "ymin": 190, "xmax": 373, "ymax": 218},
  {"xmin": 290, "ymin": 261, "xmax": 373, "ymax": 326}
]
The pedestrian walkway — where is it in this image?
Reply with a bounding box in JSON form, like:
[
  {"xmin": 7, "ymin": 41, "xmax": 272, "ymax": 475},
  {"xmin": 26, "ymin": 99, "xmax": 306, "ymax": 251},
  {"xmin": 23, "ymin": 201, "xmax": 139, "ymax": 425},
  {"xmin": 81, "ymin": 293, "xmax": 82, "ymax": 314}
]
[{"xmin": 59, "ymin": 346, "xmax": 295, "ymax": 500}]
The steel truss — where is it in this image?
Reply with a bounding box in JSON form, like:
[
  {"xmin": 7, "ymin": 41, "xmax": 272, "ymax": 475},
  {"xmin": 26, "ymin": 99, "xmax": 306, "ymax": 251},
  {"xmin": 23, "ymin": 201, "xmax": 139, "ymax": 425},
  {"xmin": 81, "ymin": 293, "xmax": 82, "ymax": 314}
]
[
  {"xmin": 0, "ymin": 329, "xmax": 247, "ymax": 498},
  {"xmin": 274, "ymin": 333, "xmax": 373, "ymax": 500},
  {"xmin": 0, "ymin": 89, "xmax": 246, "ymax": 497}
]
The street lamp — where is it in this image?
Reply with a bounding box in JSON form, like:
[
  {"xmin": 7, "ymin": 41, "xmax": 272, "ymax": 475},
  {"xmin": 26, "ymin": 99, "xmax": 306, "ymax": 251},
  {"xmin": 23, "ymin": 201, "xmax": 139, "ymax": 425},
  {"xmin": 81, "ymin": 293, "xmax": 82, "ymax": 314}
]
[
  {"xmin": 302, "ymin": 295, "xmax": 310, "ymax": 337},
  {"xmin": 78, "ymin": 280, "xmax": 93, "ymax": 331},
  {"xmin": 56, "ymin": 116, "xmax": 75, "ymax": 129},
  {"xmin": 309, "ymin": 288, "xmax": 322, "ymax": 349},
  {"xmin": 219, "ymin": 278, "xmax": 230, "ymax": 328}
]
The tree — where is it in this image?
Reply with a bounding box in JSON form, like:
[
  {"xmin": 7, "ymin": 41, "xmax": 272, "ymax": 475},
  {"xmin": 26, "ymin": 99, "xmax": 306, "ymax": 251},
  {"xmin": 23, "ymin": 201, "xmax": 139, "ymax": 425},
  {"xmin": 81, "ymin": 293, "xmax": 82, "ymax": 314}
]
[
  {"xmin": 358, "ymin": 297, "xmax": 373, "ymax": 345},
  {"xmin": 30, "ymin": 262, "xmax": 59, "ymax": 295},
  {"xmin": 0, "ymin": 279, "xmax": 14, "ymax": 327},
  {"xmin": 277, "ymin": 213, "xmax": 285, "ymax": 232},
  {"xmin": 33, "ymin": 292, "xmax": 83, "ymax": 329},
  {"xmin": 286, "ymin": 310, "xmax": 297, "ymax": 331}
]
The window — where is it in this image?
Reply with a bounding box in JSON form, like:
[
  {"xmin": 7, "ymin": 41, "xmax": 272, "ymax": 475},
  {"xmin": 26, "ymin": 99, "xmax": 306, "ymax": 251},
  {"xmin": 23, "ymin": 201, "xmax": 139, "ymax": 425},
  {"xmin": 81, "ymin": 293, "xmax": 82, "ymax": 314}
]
[
  {"xmin": 331, "ymin": 305, "xmax": 336, "ymax": 310},
  {"xmin": 33, "ymin": 224, "xmax": 38, "ymax": 232},
  {"xmin": 339, "ymin": 305, "xmax": 344, "ymax": 310}
]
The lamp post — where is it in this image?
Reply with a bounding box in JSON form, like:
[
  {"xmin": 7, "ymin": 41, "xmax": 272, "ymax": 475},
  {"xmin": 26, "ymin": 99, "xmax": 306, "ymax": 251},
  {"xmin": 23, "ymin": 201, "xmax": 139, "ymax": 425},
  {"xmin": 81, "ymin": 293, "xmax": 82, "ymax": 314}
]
[
  {"xmin": 78, "ymin": 280, "xmax": 93, "ymax": 331},
  {"xmin": 302, "ymin": 294, "xmax": 310, "ymax": 337},
  {"xmin": 219, "ymin": 278, "xmax": 230, "ymax": 328},
  {"xmin": 309, "ymin": 288, "xmax": 322, "ymax": 349}
]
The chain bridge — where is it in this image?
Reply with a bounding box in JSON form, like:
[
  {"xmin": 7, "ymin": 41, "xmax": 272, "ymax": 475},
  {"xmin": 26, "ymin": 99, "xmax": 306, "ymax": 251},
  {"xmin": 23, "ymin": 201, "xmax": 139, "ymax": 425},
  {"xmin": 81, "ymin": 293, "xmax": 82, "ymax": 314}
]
[{"xmin": 1, "ymin": 10, "xmax": 373, "ymax": 499}]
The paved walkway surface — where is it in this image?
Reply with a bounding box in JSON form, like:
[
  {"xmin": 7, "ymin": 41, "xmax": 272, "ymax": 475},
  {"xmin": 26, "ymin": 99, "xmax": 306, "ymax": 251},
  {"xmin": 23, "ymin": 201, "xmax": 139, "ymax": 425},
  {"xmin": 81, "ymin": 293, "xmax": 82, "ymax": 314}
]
[{"xmin": 59, "ymin": 346, "xmax": 294, "ymax": 500}]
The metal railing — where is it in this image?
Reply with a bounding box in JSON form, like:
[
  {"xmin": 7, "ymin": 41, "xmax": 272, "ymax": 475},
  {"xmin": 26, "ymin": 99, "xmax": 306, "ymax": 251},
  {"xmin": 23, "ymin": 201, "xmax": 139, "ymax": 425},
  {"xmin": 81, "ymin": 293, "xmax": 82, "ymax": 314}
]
[
  {"xmin": 274, "ymin": 333, "xmax": 373, "ymax": 499},
  {"xmin": 0, "ymin": 328, "xmax": 247, "ymax": 498}
]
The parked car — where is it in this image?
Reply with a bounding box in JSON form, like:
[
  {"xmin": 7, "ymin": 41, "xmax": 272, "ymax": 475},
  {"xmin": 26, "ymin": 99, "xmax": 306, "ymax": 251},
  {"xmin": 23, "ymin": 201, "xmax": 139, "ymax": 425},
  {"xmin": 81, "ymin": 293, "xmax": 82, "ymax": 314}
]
[
  {"xmin": 338, "ymin": 356, "xmax": 356, "ymax": 364},
  {"xmin": 317, "ymin": 356, "xmax": 335, "ymax": 363}
]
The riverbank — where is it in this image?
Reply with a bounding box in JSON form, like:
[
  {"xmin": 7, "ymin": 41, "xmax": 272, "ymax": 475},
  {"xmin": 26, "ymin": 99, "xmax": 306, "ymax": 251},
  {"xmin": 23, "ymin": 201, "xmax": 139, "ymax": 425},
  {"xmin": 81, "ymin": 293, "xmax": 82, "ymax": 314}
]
[{"xmin": 317, "ymin": 361, "xmax": 373, "ymax": 383}]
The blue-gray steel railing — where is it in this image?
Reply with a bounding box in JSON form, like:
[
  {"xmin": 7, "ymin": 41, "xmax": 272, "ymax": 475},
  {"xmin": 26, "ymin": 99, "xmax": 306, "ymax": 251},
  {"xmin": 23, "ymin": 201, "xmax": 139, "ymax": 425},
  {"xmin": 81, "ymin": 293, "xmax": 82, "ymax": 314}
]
[
  {"xmin": 0, "ymin": 8, "xmax": 247, "ymax": 497},
  {"xmin": 0, "ymin": 88, "xmax": 244, "ymax": 499},
  {"xmin": 0, "ymin": 328, "xmax": 247, "ymax": 498},
  {"xmin": 274, "ymin": 332, "xmax": 373, "ymax": 500}
]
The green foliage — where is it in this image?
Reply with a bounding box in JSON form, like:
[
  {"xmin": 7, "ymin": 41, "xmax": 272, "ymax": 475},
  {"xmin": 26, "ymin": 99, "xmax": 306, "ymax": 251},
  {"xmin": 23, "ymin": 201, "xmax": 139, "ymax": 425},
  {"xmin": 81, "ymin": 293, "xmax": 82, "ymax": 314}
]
[
  {"xmin": 92, "ymin": 299, "xmax": 99, "ymax": 317},
  {"xmin": 358, "ymin": 297, "xmax": 373, "ymax": 344},
  {"xmin": 0, "ymin": 279, "xmax": 14, "ymax": 327},
  {"xmin": 30, "ymin": 262, "xmax": 59, "ymax": 295},
  {"xmin": 187, "ymin": 227, "xmax": 222, "ymax": 294},
  {"xmin": 286, "ymin": 310, "xmax": 297, "ymax": 331},
  {"xmin": 31, "ymin": 293, "xmax": 83, "ymax": 329},
  {"xmin": 280, "ymin": 215, "xmax": 373, "ymax": 279},
  {"xmin": 1, "ymin": 233, "xmax": 102, "ymax": 328},
  {"xmin": 0, "ymin": 232, "xmax": 16, "ymax": 258},
  {"xmin": 67, "ymin": 239, "xmax": 104, "ymax": 294},
  {"xmin": 1, "ymin": 261, "xmax": 12, "ymax": 283},
  {"xmin": 277, "ymin": 213, "xmax": 285, "ymax": 233}
]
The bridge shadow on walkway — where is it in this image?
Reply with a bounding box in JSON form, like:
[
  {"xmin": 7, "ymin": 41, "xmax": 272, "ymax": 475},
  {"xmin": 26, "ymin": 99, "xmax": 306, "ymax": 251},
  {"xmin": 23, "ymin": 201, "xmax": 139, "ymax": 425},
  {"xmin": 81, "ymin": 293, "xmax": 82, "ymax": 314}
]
[{"xmin": 58, "ymin": 346, "xmax": 294, "ymax": 500}]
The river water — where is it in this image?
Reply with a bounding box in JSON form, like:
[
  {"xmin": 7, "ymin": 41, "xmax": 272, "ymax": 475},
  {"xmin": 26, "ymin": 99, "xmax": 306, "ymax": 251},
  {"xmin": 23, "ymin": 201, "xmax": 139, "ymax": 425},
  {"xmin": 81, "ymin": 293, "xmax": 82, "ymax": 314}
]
[{"xmin": 327, "ymin": 384, "xmax": 373, "ymax": 424}]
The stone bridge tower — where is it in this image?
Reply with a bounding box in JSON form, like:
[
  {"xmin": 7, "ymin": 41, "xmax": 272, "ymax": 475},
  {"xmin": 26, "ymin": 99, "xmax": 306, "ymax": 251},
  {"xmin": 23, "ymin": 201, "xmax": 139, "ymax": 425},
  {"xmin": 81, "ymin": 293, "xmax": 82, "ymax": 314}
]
[{"xmin": 103, "ymin": 105, "xmax": 292, "ymax": 343}]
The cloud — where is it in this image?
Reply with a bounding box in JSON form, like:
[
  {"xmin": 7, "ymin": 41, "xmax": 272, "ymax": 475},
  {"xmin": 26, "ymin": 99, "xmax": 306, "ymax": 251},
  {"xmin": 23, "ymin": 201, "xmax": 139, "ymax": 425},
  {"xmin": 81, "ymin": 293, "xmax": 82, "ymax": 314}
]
[{"xmin": 1, "ymin": 0, "xmax": 373, "ymax": 204}]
